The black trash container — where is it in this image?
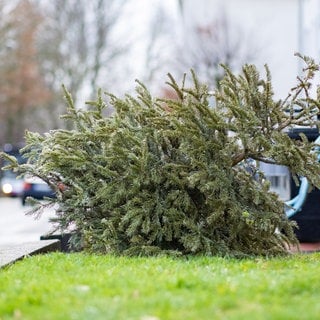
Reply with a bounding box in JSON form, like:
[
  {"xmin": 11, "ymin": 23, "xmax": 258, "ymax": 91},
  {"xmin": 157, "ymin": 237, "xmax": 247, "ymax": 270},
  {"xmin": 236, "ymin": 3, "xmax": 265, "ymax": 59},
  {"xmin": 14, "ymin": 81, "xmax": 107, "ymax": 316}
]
[{"xmin": 288, "ymin": 127, "xmax": 320, "ymax": 242}]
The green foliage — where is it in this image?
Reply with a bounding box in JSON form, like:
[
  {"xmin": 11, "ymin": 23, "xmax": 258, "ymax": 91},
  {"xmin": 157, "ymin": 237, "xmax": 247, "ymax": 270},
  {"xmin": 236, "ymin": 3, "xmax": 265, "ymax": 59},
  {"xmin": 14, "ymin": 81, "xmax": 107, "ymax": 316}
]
[{"xmin": 3, "ymin": 56, "xmax": 320, "ymax": 257}]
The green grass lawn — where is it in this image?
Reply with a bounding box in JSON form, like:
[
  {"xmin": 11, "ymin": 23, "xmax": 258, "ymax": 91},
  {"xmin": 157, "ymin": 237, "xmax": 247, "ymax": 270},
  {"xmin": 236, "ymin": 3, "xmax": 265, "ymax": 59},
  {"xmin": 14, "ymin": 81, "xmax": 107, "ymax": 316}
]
[{"xmin": 0, "ymin": 252, "xmax": 319, "ymax": 320}]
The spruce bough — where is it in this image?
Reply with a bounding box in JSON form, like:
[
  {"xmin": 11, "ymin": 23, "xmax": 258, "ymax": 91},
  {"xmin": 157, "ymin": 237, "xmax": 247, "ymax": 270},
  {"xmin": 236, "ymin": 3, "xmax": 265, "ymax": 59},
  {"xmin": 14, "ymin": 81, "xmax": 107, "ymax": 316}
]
[{"xmin": 3, "ymin": 55, "xmax": 320, "ymax": 257}]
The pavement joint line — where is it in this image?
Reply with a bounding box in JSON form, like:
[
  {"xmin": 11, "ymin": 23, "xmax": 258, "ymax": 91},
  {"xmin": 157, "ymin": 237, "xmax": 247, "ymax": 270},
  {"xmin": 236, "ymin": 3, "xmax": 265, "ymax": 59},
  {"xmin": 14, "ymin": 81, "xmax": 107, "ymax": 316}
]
[{"xmin": 0, "ymin": 239, "xmax": 61, "ymax": 268}]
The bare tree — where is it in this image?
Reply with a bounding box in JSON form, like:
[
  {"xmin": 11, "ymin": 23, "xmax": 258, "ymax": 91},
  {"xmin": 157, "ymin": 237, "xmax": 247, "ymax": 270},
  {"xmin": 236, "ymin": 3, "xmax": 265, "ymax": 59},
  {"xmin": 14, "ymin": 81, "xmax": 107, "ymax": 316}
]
[
  {"xmin": 144, "ymin": 4, "xmax": 259, "ymax": 93},
  {"xmin": 175, "ymin": 11, "xmax": 259, "ymax": 89},
  {"xmin": 0, "ymin": 0, "xmax": 51, "ymax": 145},
  {"xmin": 143, "ymin": 5, "xmax": 175, "ymax": 85},
  {"xmin": 138, "ymin": 3, "xmax": 181, "ymax": 96},
  {"xmin": 35, "ymin": 0, "xmax": 129, "ymax": 127},
  {"xmin": 0, "ymin": 0, "xmax": 131, "ymax": 145}
]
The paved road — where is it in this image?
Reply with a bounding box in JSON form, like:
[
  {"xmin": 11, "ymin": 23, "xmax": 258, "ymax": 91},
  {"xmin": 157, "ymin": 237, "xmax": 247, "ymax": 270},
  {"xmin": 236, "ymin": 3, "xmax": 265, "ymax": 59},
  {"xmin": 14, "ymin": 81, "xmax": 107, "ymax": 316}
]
[{"xmin": 0, "ymin": 197, "xmax": 56, "ymax": 246}]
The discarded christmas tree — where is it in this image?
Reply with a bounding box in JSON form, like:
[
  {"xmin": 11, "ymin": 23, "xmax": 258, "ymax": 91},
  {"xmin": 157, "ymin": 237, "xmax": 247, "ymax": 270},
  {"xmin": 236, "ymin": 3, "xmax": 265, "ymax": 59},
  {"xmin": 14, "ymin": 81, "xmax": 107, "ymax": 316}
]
[{"xmin": 3, "ymin": 54, "xmax": 320, "ymax": 257}]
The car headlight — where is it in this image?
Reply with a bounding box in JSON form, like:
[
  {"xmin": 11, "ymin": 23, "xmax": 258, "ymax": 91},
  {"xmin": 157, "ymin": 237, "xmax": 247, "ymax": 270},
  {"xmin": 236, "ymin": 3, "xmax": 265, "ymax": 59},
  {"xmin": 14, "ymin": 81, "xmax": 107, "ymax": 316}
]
[{"xmin": 2, "ymin": 183, "xmax": 13, "ymax": 194}]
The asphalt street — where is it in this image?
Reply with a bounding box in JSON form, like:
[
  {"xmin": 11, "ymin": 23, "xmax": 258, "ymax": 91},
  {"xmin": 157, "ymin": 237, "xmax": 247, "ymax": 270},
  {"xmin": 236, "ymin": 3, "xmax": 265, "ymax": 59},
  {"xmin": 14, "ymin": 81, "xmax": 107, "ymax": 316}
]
[{"xmin": 0, "ymin": 197, "xmax": 55, "ymax": 247}]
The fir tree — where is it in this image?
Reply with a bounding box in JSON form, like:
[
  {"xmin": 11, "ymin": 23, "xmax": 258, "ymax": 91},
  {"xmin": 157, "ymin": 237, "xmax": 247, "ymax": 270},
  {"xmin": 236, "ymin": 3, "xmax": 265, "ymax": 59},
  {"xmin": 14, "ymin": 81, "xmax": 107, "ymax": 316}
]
[{"xmin": 2, "ymin": 54, "xmax": 320, "ymax": 257}]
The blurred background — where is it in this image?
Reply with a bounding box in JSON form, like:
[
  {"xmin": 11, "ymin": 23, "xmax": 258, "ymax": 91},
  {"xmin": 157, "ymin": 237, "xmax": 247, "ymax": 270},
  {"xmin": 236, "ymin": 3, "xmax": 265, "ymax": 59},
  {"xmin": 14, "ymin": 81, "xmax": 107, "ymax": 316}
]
[
  {"xmin": 1, "ymin": 0, "xmax": 319, "ymax": 147},
  {"xmin": 0, "ymin": 0, "xmax": 319, "ymax": 245}
]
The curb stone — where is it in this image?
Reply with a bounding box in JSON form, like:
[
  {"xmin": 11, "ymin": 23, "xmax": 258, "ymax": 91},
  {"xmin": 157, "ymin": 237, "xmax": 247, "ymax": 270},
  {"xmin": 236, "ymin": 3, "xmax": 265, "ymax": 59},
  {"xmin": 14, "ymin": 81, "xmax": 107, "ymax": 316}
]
[{"xmin": 0, "ymin": 239, "xmax": 61, "ymax": 268}]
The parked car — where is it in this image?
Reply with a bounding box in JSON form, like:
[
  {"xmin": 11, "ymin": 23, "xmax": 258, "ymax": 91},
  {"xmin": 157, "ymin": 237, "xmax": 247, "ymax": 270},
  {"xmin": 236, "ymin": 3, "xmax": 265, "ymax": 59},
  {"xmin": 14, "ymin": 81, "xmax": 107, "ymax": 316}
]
[
  {"xmin": 0, "ymin": 170, "xmax": 24, "ymax": 197},
  {"xmin": 1, "ymin": 143, "xmax": 25, "ymax": 197},
  {"xmin": 21, "ymin": 175, "xmax": 55, "ymax": 205}
]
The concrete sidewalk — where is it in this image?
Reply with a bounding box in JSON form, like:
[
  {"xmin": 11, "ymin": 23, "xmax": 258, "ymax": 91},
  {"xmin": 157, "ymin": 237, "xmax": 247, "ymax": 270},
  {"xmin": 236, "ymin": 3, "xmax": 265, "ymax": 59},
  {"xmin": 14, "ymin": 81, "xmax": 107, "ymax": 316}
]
[
  {"xmin": 0, "ymin": 197, "xmax": 56, "ymax": 247},
  {"xmin": 0, "ymin": 239, "xmax": 61, "ymax": 268}
]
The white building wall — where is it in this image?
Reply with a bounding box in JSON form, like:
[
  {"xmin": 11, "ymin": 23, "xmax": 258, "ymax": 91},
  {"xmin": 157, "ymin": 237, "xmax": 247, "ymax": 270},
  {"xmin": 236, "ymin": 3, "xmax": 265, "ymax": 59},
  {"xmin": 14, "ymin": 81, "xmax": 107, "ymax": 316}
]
[{"xmin": 180, "ymin": 0, "xmax": 320, "ymax": 99}]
